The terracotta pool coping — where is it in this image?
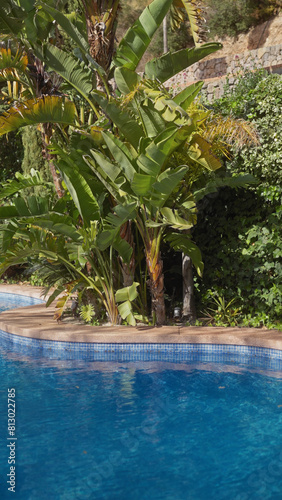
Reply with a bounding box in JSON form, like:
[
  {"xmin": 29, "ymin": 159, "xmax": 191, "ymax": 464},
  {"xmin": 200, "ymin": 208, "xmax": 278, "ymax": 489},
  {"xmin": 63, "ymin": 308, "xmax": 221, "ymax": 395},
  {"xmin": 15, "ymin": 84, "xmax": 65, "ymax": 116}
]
[{"xmin": 0, "ymin": 284, "xmax": 281, "ymax": 349}]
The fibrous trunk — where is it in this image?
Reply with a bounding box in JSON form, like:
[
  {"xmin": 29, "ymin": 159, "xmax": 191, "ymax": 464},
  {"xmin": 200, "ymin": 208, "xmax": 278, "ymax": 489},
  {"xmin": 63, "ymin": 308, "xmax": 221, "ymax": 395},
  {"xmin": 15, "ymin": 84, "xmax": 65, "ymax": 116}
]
[
  {"xmin": 119, "ymin": 220, "xmax": 135, "ymax": 287},
  {"xmin": 182, "ymin": 253, "xmax": 196, "ymax": 321},
  {"xmin": 144, "ymin": 234, "xmax": 166, "ymax": 326}
]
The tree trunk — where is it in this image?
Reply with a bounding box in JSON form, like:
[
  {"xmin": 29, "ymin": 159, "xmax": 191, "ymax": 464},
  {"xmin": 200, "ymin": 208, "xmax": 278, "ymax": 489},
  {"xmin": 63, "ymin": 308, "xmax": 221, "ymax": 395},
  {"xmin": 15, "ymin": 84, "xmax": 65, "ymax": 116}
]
[
  {"xmin": 119, "ymin": 221, "xmax": 135, "ymax": 287},
  {"xmin": 145, "ymin": 240, "xmax": 166, "ymax": 325},
  {"xmin": 182, "ymin": 253, "xmax": 196, "ymax": 321}
]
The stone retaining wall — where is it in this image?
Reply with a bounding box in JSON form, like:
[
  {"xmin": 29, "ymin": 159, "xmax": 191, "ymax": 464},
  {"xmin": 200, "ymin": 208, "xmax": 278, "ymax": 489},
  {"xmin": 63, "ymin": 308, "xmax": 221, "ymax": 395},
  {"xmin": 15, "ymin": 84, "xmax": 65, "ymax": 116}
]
[{"xmin": 167, "ymin": 44, "xmax": 282, "ymax": 100}]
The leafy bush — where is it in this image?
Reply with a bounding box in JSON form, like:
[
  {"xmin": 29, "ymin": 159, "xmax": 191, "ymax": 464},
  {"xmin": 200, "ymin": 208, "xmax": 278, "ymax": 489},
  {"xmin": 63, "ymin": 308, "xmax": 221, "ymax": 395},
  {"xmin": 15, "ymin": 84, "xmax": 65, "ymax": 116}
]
[{"xmin": 194, "ymin": 71, "xmax": 282, "ymax": 323}]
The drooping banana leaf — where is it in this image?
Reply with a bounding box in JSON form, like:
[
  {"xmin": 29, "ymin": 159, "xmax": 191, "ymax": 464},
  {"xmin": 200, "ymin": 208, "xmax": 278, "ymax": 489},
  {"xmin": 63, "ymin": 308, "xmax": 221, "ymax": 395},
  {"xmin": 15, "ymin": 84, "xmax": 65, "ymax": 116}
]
[
  {"xmin": 115, "ymin": 282, "xmax": 139, "ymax": 326},
  {"xmin": 193, "ymin": 174, "xmax": 258, "ymax": 202},
  {"xmin": 0, "ymin": 96, "xmax": 76, "ymax": 135},
  {"xmin": 187, "ymin": 134, "xmax": 222, "ymax": 171},
  {"xmin": 145, "ymin": 42, "xmax": 222, "ymax": 83},
  {"xmin": 160, "ymin": 207, "xmax": 195, "ymax": 230},
  {"xmin": 164, "ymin": 232, "xmax": 204, "ymax": 276}
]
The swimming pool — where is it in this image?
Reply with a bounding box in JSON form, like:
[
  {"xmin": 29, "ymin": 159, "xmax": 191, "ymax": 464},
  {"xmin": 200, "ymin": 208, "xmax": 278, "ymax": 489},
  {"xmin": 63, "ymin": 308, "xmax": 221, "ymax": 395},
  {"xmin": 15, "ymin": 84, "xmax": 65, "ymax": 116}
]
[
  {"xmin": 1, "ymin": 294, "xmax": 282, "ymax": 499},
  {"xmin": 0, "ymin": 292, "xmax": 44, "ymax": 312}
]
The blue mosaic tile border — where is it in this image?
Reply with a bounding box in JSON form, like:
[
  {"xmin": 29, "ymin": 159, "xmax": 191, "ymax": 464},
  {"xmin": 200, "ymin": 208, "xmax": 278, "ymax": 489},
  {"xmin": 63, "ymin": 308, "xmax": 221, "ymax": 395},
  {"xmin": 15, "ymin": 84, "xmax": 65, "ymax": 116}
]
[{"xmin": 1, "ymin": 329, "xmax": 282, "ymax": 369}]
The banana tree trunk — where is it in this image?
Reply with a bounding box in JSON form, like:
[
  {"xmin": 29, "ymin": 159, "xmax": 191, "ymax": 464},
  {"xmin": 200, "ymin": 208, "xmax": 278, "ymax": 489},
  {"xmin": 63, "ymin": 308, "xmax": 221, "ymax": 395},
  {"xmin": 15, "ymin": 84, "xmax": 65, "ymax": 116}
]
[
  {"xmin": 119, "ymin": 220, "xmax": 135, "ymax": 287},
  {"xmin": 144, "ymin": 231, "xmax": 166, "ymax": 325},
  {"xmin": 182, "ymin": 253, "xmax": 196, "ymax": 321},
  {"xmin": 82, "ymin": 0, "xmax": 120, "ymax": 72}
]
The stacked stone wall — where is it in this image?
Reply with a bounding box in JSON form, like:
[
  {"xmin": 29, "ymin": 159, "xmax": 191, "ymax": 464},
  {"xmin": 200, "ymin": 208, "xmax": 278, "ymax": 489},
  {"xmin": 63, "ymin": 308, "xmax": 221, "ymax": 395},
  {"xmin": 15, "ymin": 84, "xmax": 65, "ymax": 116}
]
[{"xmin": 167, "ymin": 44, "xmax": 282, "ymax": 101}]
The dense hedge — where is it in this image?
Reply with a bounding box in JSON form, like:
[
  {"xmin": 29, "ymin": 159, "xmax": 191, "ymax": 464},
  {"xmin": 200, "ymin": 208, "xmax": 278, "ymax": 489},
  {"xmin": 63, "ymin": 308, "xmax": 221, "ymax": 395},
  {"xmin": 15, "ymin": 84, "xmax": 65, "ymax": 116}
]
[{"xmin": 194, "ymin": 72, "xmax": 282, "ymax": 323}]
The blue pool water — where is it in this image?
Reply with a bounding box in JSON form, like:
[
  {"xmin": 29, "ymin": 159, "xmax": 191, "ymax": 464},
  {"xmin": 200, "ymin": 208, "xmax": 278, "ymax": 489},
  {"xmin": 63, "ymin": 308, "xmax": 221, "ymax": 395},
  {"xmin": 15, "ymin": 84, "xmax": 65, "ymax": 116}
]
[
  {"xmin": 0, "ymin": 292, "xmax": 44, "ymax": 312},
  {"xmin": 0, "ymin": 295, "xmax": 282, "ymax": 499}
]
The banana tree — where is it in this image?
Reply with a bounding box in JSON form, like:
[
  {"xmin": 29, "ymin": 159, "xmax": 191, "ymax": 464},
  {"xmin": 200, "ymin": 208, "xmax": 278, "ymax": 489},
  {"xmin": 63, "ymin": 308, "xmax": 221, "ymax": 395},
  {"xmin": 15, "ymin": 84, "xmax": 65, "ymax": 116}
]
[
  {"xmin": 73, "ymin": 77, "xmax": 225, "ymax": 324},
  {"xmin": 0, "ymin": 168, "xmax": 141, "ymax": 324}
]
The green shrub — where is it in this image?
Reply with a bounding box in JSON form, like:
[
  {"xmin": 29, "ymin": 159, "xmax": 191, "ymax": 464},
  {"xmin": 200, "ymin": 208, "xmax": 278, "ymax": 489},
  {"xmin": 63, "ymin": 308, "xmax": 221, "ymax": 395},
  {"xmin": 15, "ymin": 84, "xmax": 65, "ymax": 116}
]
[{"xmin": 194, "ymin": 71, "xmax": 282, "ymax": 322}]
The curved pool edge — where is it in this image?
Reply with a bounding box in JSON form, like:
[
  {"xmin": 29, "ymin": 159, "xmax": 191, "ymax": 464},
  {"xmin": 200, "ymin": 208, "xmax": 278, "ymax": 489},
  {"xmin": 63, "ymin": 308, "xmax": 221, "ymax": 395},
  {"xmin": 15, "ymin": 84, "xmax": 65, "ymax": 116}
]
[{"xmin": 0, "ymin": 284, "xmax": 282, "ymax": 351}]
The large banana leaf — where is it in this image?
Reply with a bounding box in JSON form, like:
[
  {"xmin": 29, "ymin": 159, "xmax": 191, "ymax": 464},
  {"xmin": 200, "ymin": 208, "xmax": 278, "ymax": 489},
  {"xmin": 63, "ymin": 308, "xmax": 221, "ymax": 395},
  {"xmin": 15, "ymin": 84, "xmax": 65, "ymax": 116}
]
[
  {"xmin": 34, "ymin": 44, "xmax": 96, "ymax": 110},
  {"xmin": 50, "ymin": 145, "xmax": 101, "ymax": 224},
  {"xmin": 112, "ymin": 0, "xmax": 174, "ymax": 71},
  {"xmin": 145, "ymin": 42, "xmax": 222, "ymax": 83},
  {"xmin": 134, "ymin": 99, "xmax": 166, "ymax": 137},
  {"xmin": 0, "ymin": 96, "xmax": 76, "ymax": 135},
  {"xmin": 101, "ymin": 132, "xmax": 137, "ymax": 182},
  {"xmin": 137, "ymin": 123, "xmax": 195, "ymax": 177},
  {"xmin": 97, "ymin": 203, "xmax": 137, "ymax": 251},
  {"xmin": 188, "ymin": 134, "xmax": 222, "ymax": 171},
  {"xmin": 114, "ymin": 66, "xmax": 140, "ymax": 94},
  {"xmin": 173, "ymin": 81, "xmax": 204, "ymax": 111},
  {"xmin": 92, "ymin": 93, "xmax": 144, "ymax": 150},
  {"xmin": 150, "ymin": 166, "xmax": 188, "ymax": 206},
  {"xmin": 0, "ymin": 195, "xmax": 49, "ymax": 219}
]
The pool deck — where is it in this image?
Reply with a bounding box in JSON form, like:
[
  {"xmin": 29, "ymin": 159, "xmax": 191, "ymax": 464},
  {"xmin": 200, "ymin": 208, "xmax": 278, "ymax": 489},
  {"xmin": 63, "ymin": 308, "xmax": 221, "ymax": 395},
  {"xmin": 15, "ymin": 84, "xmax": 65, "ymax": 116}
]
[{"xmin": 0, "ymin": 284, "xmax": 281, "ymax": 349}]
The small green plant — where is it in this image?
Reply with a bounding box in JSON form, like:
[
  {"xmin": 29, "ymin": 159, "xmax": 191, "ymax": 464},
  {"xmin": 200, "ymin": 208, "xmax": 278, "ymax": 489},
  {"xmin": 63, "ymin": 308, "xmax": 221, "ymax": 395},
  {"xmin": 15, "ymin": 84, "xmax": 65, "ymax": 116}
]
[
  {"xmin": 79, "ymin": 304, "xmax": 95, "ymax": 324},
  {"xmin": 203, "ymin": 291, "xmax": 242, "ymax": 327},
  {"xmin": 28, "ymin": 271, "xmax": 45, "ymax": 287},
  {"xmin": 241, "ymin": 313, "xmax": 282, "ymax": 331}
]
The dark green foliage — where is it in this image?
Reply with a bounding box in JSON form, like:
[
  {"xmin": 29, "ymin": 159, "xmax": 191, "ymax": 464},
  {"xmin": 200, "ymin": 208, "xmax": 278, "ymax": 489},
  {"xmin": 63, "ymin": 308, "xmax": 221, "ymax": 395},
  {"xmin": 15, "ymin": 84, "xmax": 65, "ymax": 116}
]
[
  {"xmin": 0, "ymin": 132, "xmax": 23, "ymax": 182},
  {"xmin": 21, "ymin": 126, "xmax": 52, "ymax": 194},
  {"xmin": 194, "ymin": 71, "xmax": 282, "ymax": 322},
  {"xmin": 206, "ymin": 0, "xmax": 281, "ymax": 39}
]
